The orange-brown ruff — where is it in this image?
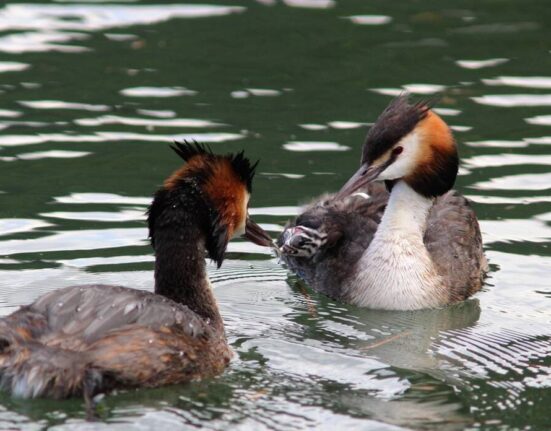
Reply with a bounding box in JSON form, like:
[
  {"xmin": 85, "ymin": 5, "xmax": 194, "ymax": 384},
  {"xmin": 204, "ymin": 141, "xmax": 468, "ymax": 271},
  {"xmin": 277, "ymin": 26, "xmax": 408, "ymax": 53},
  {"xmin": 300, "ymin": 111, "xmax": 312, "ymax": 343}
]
[
  {"xmin": 164, "ymin": 156, "xmax": 249, "ymax": 240},
  {"xmin": 0, "ymin": 142, "xmax": 271, "ymax": 407}
]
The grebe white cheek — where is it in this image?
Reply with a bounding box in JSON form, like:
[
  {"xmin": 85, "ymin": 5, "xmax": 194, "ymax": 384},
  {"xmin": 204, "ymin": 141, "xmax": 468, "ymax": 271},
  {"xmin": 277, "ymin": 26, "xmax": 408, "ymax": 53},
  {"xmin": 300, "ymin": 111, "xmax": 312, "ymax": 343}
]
[{"xmin": 278, "ymin": 95, "xmax": 487, "ymax": 310}]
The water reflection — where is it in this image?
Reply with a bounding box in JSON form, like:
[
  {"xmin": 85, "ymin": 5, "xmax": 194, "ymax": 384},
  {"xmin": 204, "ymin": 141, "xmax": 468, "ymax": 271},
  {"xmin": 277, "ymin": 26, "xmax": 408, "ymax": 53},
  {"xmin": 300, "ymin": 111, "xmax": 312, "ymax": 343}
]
[
  {"xmin": 0, "ymin": 3, "xmax": 246, "ymax": 55},
  {"xmin": 346, "ymin": 15, "xmax": 392, "ymax": 25},
  {"xmin": 0, "ymin": 109, "xmax": 21, "ymax": 118},
  {"xmin": 483, "ymin": 76, "xmax": 551, "ymax": 89},
  {"xmin": 327, "ymin": 121, "xmax": 365, "ymax": 129},
  {"xmin": 136, "ymin": 109, "xmax": 176, "ymax": 118},
  {"xmin": 282, "ymin": 0, "xmax": 335, "ymax": 9},
  {"xmin": 354, "ymin": 300, "xmax": 481, "ymax": 374},
  {"xmin": 433, "ymin": 108, "xmax": 461, "ymax": 116},
  {"xmin": 0, "ymin": 219, "xmax": 52, "ymax": 236},
  {"xmin": 242, "ymin": 337, "xmax": 408, "ymax": 395},
  {"xmin": 0, "ymin": 61, "xmax": 29, "ymax": 73},
  {"xmin": 472, "ymin": 94, "xmax": 551, "ymax": 107},
  {"xmin": 467, "ymin": 194, "xmax": 551, "ymax": 204},
  {"xmin": 0, "ymin": 4, "xmax": 245, "ymax": 39},
  {"xmin": 19, "ymin": 100, "xmax": 110, "ymax": 111},
  {"xmin": 246, "ymin": 88, "xmax": 281, "ymax": 96},
  {"xmin": 56, "ymin": 255, "xmax": 153, "ymax": 268},
  {"xmin": 0, "ymin": 0, "xmax": 551, "ymax": 428},
  {"xmin": 526, "ymin": 114, "xmax": 551, "ymax": 126},
  {"xmin": 283, "ymin": 141, "xmax": 350, "ymax": 152},
  {"xmin": 0, "ymin": 132, "xmax": 244, "ymax": 147},
  {"xmin": 481, "ymin": 219, "xmax": 551, "ymax": 244},
  {"xmin": 463, "ymin": 153, "xmax": 551, "ymax": 168},
  {"xmin": 371, "ymin": 83, "xmax": 446, "ymax": 96},
  {"xmin": 455, "ymin": 58, "xmax": 508, "ymax": 69},
  {"xmin": 54, "ymin": 193, "xmax": 150, "ymax": 205},
  {"xmin": 465, "ymin": 140, "xmax": 528, "ymax": 148},
  {"xmin": 299, "ymin": 123, "xmax": 327, "ymax": 130},
  {"xmin": 473, "ymin": 172, "xmax": 551, "ymax": 191},
  {"xmin": 0, "ymin": 227, "xmax": 146, "ymax": 255},
  {"xmin": 120, "ymin": 87, "xmax": 197, "ymax": 97},
  {"xmin": 40, "ymin": 210, "xmax": 144, "ymax": 222},
  {"xmin": 0, "ymin": 31, "xmax": 90, "ymax": 53},
  {"xmin": 10, "ymin": 150, "xmax": 91, "ymax": 160},
  {"xmin": 74, "ymin": 115, "xmax": 223, "ymax": 128}
]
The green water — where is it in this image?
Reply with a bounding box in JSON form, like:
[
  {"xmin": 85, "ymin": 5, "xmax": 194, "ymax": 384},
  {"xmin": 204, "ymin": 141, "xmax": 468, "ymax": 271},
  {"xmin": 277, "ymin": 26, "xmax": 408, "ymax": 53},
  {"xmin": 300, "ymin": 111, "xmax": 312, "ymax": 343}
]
[{"xmin": 1, "ymin": 1, "xmax": 551, "ymax": 429}]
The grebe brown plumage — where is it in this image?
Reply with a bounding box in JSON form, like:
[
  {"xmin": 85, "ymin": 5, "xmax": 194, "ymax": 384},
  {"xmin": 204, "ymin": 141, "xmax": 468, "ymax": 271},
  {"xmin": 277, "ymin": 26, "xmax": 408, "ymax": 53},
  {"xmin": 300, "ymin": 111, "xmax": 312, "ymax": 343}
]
[{"xmin": 0, "ymin": 142, "xmax": 272, "ymax": 406}]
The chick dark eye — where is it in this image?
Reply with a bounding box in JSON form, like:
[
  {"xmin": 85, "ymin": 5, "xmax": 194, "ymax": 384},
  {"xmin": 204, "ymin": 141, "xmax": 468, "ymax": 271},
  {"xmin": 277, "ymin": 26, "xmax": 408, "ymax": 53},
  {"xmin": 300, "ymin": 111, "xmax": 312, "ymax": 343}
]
[{"xmin": 392, "ymin": 146, "xmax": 403, "ymax": 156}]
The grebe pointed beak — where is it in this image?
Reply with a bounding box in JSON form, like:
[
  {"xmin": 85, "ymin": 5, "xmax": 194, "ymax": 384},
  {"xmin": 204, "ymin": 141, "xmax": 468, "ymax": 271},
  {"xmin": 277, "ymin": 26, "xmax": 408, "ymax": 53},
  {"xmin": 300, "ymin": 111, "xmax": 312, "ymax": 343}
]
[
  {"xmin": 244, "ymin": 216, "xmax": 273, "ymax": 247},
  {"xmin": 335, "ymin": 160, "xmax": 390, "ymax": 199}
]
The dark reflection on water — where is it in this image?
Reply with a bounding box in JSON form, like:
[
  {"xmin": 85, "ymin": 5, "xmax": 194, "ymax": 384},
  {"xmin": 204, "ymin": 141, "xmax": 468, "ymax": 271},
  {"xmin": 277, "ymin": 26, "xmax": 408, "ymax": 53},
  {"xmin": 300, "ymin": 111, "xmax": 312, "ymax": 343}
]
[{"xmin": 0, "ymin": 0, "xmax": 551, "ymax": 429}]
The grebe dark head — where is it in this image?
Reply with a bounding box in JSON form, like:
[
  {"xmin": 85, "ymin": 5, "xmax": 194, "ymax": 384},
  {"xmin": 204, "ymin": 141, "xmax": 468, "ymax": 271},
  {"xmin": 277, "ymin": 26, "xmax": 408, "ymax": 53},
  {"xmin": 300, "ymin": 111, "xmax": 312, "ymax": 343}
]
[
  {"xmin": 337, "ymin": 95, "xmax": 458, "ymax": 199},
  {"xmin": 148, "ymin": 141, "xmax": 272, "ymax": 268}
]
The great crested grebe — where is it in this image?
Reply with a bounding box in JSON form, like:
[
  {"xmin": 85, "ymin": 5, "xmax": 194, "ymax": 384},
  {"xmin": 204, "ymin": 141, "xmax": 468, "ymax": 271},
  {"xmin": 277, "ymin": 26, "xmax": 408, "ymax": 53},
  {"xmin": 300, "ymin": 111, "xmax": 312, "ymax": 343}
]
[
  {"xmin": 278, "ymin": 96, "xmax": 487, "ymax": 310},
  {"xmin": 0, "ymin": 142, "xmax": 272, "ymax": 404}
]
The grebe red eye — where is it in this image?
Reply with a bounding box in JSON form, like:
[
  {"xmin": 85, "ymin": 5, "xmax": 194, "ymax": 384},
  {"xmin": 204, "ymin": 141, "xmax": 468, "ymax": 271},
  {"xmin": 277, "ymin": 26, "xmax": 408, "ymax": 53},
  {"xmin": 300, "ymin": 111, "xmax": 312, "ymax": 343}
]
[{"xmin": 392, "ymin": 146, "xmax": 403, "ymax": 156}]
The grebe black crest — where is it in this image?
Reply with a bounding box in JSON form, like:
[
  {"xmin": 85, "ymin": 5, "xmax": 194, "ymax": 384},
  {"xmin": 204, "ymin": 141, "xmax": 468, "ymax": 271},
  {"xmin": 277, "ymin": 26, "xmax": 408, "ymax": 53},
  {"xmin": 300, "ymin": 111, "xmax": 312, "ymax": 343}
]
[
  {"xmin": 0, "ymin": 141, "xmax": 272, "ymax": 410},
  {"xmin": 278, "ymin": 95, "xmax": 487, "ymax": 310}
]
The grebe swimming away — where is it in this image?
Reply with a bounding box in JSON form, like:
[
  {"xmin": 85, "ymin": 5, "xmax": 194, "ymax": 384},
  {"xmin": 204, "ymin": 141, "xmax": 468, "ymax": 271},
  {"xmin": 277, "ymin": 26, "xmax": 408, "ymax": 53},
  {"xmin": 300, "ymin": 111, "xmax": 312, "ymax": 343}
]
[
  {"xmin": 0, "ymin": 142, "xmax": 272, "ymax": 403},
  {"xmin": 278, "ymin": 96, "xmax": 487, "ymax": 310}
]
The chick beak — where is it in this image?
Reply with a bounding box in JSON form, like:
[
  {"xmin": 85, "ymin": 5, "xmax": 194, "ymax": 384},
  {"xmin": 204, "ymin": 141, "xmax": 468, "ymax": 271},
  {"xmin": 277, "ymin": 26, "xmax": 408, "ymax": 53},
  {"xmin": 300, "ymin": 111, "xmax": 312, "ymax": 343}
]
[
  {"xmin": 335, "ymin": 161, "xmax": 388, "ymax": 200},
  {"xmin": 243, "ymin": 216, "xmax": 273, "ymax": 247}
]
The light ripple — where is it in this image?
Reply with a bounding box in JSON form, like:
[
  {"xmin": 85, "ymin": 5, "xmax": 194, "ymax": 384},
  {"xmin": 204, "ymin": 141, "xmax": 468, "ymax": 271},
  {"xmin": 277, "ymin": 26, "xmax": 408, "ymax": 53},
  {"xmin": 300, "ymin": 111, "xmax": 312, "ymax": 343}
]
[
  {"xmin": 74, "ymin": 115, "xmax": 223, "ymax": 128},
  {"xmin": 283, "ymin": 141, "xmax": 350, "ymax": 152},
  {"xmin": 473, "ymin": 172, "xmax": 551, "ymax": 191},
  {"xmin": 346, "ymin": 15, "xmax": 392, "ymax": 25},
  {"xmin": 0, "ymin": 227, "xmax": 147, "ymax": 255},
  {"xmin": 242, "ymin": 338, "xmax": 408, "ymax": 396},
  {"xmin": 483, "ymin": 76, "xmax": 551, "ymax": 89},
  {"xmin": 0, "ymin": 61, "xmax": 30, "ymax": 73},
  {"xmin": 0, "ymin": 131, "xmax": 244, "ymax": 147},
  {"xmin": 472, "ymin": 94, "xmax": 551, "ymax": 107},
  {"xmin": 120, "ymin": 87, "xmax": 197, "ymax": 97},
  {"xmin": 282, "ymin": 0, "xmax": 335, "ymax": 9},
  {"xmin": 456, "ymin": 58, "xmax": 508, "ymax": 70},
  {"xmin": 0, "ymin": 4, "xmax": 245, "ymax": 53},
  {"xmin": 0, "ymin": 219, "xmax": 52, "ymax": 237},
  {"xmin": 15, "ymin": 150, "xmax": 91, "ymax": 160},
  {"xmin": 19, "ymin": 100, "xmax": 109, "ymax": 111},
  {"xmin": 463, "ymin": 154, "xmax": 551, "ymax": 168},
  {"xmin": 54, "ymin": 192, "xmax": 150, "ymax": 205},
  {"xmin": 40, "ymin": 210, "xmax": 145, "ymax": 222},
  {"xmin": 481, "ymin": 219, "xmax": 551, "ymax": 244}
]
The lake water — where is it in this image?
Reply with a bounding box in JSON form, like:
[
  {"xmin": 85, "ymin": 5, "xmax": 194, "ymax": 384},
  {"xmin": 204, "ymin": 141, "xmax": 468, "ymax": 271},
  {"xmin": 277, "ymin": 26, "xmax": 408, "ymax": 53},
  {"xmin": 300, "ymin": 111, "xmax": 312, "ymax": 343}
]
[{"xmin": 0, "ymin": 1, "xmax": 550, "ymax": 429}]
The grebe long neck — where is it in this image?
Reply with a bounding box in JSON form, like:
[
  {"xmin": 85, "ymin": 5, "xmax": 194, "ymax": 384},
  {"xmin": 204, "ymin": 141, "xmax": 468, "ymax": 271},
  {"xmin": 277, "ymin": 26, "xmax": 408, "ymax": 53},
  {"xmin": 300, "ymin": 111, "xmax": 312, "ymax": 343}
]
[
  {"xmin": 150, "ymin": 189, "xmax": 223, "ymax": 328},
  {"xmin": 345, "ymin": 180, "xmax": 447, "ymax": 310},
  {"xmin": 379, "ymin": 180, "xmax": 433, "ymax": 239}
]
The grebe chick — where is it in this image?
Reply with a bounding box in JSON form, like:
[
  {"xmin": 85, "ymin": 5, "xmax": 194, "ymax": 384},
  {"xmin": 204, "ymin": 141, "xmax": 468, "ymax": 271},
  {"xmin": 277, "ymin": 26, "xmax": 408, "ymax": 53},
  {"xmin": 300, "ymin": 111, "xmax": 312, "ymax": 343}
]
[
  {"xmin": 278, "ymin": 96, "xmax": 487, "ymax": 310},
  {"xmin": 0, "ymin": 142, "xmax": 273, "ymax": 403}
]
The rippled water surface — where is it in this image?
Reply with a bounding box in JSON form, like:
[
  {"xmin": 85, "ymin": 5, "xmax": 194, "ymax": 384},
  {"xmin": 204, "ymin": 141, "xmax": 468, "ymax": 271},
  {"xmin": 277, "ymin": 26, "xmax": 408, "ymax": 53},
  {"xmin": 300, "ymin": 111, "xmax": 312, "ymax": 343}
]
[{"xmin": 1, "ymin": 0, "xmax": 551, "ymax": 429}]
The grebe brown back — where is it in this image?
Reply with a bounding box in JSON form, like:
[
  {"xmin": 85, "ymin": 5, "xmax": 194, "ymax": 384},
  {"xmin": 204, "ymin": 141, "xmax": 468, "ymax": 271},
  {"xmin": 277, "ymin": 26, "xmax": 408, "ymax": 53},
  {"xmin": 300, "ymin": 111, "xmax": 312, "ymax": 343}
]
[
  {"xmin": 0, "ymin": 142, "xmax": 272, "ymax": 404},
  {"xmin": 278, "ymin": 96, "xmax": 487, "ymax": 310}
]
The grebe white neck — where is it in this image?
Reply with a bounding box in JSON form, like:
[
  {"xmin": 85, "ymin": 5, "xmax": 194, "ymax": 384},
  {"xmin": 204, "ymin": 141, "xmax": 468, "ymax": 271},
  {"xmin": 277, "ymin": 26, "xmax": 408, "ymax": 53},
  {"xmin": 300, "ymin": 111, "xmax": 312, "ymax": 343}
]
[{"xmin": 344, "ymin": 181, "xmax": 448, "ymax": 310}]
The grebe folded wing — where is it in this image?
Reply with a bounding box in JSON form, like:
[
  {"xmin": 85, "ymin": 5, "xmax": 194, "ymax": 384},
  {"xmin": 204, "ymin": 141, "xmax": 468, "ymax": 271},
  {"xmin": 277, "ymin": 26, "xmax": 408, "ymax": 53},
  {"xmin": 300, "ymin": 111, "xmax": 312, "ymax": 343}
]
[{"xmin": 425, "ymin": 191, "xmax": 487, "ymax": 303}]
